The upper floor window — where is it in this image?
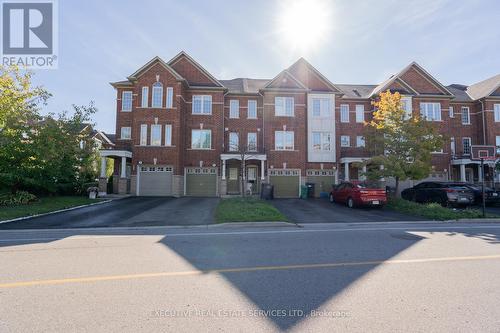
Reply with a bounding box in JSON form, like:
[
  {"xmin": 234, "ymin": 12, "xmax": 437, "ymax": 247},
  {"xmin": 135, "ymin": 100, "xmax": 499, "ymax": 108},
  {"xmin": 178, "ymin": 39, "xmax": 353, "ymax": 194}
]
[
  {"xmin": 120, "ymin": 126, "xmax": 131, "ymax": 140},
  {"xmin": 312, "ymin": 132, "xmax": 331, "ymax": 151},
  {"xmin": 151, "ymin": 124, "xmax": 162, "ymax": 146},
  {"xmin": 450, "ymin": 137, "xmax": 456, "ymax": 155},
  {"xmin": 166, "ymin": 87, "xmax": 173, "ymax": 108},
  {"xmin": 247, "ymin": 100, "xmax": 257, "ymax": 119},
  {"xmin": 121, "ymin": 91, "xmax": 132, "ymax": 112},
  {"xmin": 340, "ymin": 104, "xmax": 349, "ymax": 123},
  {"xmin": 275, "ymin": 131, "xmax": 294, "ymax": 150},
  {"xmin": 340, "ymin": 135, "xmax": 350, "ymax": 147},
  {"xmin": 140, "ymin": 124, "xmax": 147, "ymax": 145},
  {"xmin": 191, "ymin": 129, "xmax": 211, "ymax": 149},
  {"xmin": 312, "ymin": 98, "xmax": 330, "ymax": 117},
  {"xmin": 462, "ymin": 137, "xmax": 471, "ymax": 155},
  {"xmin": 461, "ymin": 106, "xmax": 470, "ymax": 125},
  {"xmin": 165, "ymin": 124, "xmax": 172, "ymax": 146},
  {"xmin": 192, "ymin": 95, "xmax": 212, "ymax": 114},
  {"xmin": 229, "ymin": 132, "xmax": 239, "ymax": 151},
  {"xmin": 401, "ymin": 97, "xmax": 412, "ymax": 120},
  {"xmin": 230, "ymin": 100, "xmax": 239, "ymax": 118},
  {"xmin": 152, "ymin": 82, "xmax": 163, "ymax": 108},
  {"xmin": 449, "ymin": 106, "xmax": 454, "ymax": 118},
  {"xmin": 355, "ymin": 105, "xmax": 364, "ymax": 123},
  {"xmin": 420, "ymin": 103, "xmax": 441, "ymax": 121},
  {"xmin": 141, "ymin": 87, "xmax": 148, "ymax": 108},
  {"xmin": 496, "ymin": 136, "xmax": 500, "ymax": 153},
  {"xmin": 356, "ymin": 136, "xmax": 365, "ymax": 147},
  {"xmin": 275, "ymin": 97, "xmax": 294, "ymax": 117},
  {"xmin": 494, "ymin": 104, "xmax": 500, "ymax": 122},
  {"xmin": 247, "ymin": 132, "xmax": 257, "ymax": 151}
]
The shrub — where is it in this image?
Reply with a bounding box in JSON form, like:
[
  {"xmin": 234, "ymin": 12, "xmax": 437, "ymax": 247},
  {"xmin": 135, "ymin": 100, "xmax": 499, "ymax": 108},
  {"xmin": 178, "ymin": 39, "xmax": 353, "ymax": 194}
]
[
  {"xmin": 387, "ymin": 198, "xmax": 488, "ymax": 220},
  {"xmin": 0, "ymin": 191, "xmax": 38, "ymax": 206}
]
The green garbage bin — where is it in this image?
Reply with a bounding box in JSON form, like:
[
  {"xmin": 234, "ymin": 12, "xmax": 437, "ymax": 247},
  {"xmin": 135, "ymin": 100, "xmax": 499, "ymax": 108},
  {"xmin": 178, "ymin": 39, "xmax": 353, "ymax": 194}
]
[{"xmin": 300, "ymin": 185, "xmax": 308, "ymax": 199}]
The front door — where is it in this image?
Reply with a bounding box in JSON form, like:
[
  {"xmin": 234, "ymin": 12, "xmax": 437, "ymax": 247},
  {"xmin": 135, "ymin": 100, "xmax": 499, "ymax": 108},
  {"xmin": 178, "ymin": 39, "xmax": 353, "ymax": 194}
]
[
  {"xmin": 227, "ymin": 167, "xmax": 240, "ymax": 194},
  {"xmin": 247, "ymin": 166, "xmax": 258, "ymax": 194}
]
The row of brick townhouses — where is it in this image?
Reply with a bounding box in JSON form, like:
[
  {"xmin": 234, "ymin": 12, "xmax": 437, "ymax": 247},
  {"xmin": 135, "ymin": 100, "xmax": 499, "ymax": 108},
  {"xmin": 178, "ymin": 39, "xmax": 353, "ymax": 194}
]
[{"xmin": 98, "ymin": 51, "xmax": 500, "ymax": 197}]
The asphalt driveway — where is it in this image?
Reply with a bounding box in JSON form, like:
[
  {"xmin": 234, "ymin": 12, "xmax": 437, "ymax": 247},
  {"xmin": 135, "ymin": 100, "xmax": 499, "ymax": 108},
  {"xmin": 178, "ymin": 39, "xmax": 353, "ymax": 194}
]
[
  {"xmin": 272, "ymin": 198, "xmax": 424, "ymax": 223},
  {"xmin": 0, "ymin": 197, "xmax": 220, "ymax": 229}
]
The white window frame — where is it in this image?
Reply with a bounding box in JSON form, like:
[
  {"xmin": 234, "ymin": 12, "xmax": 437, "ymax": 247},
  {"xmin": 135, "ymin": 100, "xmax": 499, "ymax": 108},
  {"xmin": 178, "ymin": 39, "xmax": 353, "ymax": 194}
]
[
  {"xmin": 449, "ymin": 106, "xmax": 454, "ymax": 118},
  {"xmin": 229, "ymin": 132, "xmax": 239, "ymax": 151},
  {"xmin": 420, "ymin": 102, "xmax": 441, "ymax": 121},
  {"xmin": 312, "ymin": 132, "xmax": 331, "ymax": 151},
  {"xmin": 461, "ymin": 106, "xmax": 470, "ymax": 125},
  {"xmin": 230, "ymin": 100, "xmax": 239, "ymax": 118},
  {"xmin": 356, "ymin": 136, "xmax": 365, "ymax": 147},
  {"xmin": 166, "ymin": 87, "xmax": 173, "ymax": 108},
  {"xmin": 340, "ymin": 135, "xmax": 350, "ymax": 147},
  {"xmin": 275, "ymin": 131, "xmax": 294, "ymax": 150},
  {"xmin": 120, "ymin": 126, "xmax": 131, "ymax": 140},
  {"xmin": 229, "ymin": 168, "xmax": 238, "ymax": 180},
  {"xmin": 312, "ymin": 98, "xmax": 331, "ymax": 118},
  {"xmin": 496, "ymin": 136, "xmax": 500, "ymax": 153},
  {"xmin": 494, "ymin": 104, "xmax": 500, "ymax": 122},
  {"xmin": 152, "ymin": 82, "xmax": 163, "ymax": 108},
  {"xmin": 191, "ymin": 129, "xmax": 212, "ymax": 149},
  {"xmin": 121, "ymin": 91, "xmax": 132, "ymax": 112},
  {"xmin": 450, "ymin": 137, "xmax": 456, "ymax": 155},
  {"xmin": 150, "ymin": 124, "xmax": 162, "ymax": 146},
  {"xmin": 340, "ymin": 104, "xmax": 349, "ymax": 123},
  {"xmin": 140, "ymin": 124, "xmax": 147, "ymax": 145},
  {"xmin": 401, "ymin": 97, "xmax": 412, "ymax": 120},
  {"xmin": 247, "ymin": 132, "xmax": 257, "ymax": 151},
  {"xmin": 247, "ymin": 100, "xmax": 257, "ymax": 119},
  {"xmin": 462, "ymin": 137, "xmax": 471, "ymax": 155},
  {"xmin": 165, "ymin": 124, "xmax": 172, "ymax": 146},
  {"xmin": 141, "ymin": 87, "xmax": 148, "ymax": 108},
  {"xmin": 355, "ymin": 105, "xmax": 364, "ymax": 123},
  {"xmin": 192, "ymin": 95, "xmax": 212, "ymax": 115},
  {"xmin": 275, "ymin": 97, "xmax": 294, "ymax": 117}
]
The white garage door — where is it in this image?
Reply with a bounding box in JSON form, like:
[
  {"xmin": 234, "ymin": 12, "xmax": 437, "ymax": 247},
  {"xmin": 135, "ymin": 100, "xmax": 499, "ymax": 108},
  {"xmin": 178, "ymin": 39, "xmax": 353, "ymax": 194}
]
[{"xmin": 138, "ymin": 165, "xmax": 173, "ymax": 196}]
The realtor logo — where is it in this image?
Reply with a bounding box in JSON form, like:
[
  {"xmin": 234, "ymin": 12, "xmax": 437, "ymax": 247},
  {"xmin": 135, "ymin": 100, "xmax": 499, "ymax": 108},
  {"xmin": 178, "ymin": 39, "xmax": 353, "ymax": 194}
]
[{"xmin": 1, "ymin": 0, "xmax": 58, "ymax": 69}]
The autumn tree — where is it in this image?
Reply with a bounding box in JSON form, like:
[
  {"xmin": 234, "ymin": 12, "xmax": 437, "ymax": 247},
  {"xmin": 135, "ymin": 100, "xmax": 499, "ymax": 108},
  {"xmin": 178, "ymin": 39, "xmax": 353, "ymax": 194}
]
[{"xmin": 363, "ymin": 91, "xmax": 444, "ymax": 195}]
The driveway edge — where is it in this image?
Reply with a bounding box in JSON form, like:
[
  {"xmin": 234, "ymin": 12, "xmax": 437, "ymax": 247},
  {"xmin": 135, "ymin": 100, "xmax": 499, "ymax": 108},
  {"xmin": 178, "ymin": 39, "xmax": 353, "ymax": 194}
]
[{"xmin": 211, "ymin": 221, "xmax": 295, "ymax": 228}]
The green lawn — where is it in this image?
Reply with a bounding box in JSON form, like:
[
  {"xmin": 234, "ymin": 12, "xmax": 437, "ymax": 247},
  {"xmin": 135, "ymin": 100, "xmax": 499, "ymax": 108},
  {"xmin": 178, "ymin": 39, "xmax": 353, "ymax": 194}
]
[
  {"xmin": 215, "ymin": 197, "xmax": 288, "ymax": 223},
  {"xmin": 0, "ymin": 196, "xmax": 101, "ymax": 221},
  {"xmin": 386, "ymin": 198, "xmax": 497, "ymax": 221}
]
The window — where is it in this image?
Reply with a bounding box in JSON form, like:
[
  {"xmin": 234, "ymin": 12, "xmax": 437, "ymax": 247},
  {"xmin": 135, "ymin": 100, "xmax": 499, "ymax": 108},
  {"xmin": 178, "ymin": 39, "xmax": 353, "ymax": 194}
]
[
  {"xmin": 192, "ymin": 95, "xmax": 212, "ymax": 114},
  {"xmin": 312, "ymin": 98, "xmax": 330, "ymax": 117},
  {"xmin": 496, "ymin": 136, "xmax": 500, "ymax": 153},
  {"xmin": 165, "ymin": 124, "xmax": 172, "ymax": 146},
  {"xmin": 141, "ymin": 87, "xmax": 148, "ymax": 108},
  {"xmin": 420, "ymin": 103, "xmax": 441, "ymax": 121},
  {"xmin": 461, "ymin": 107, "xmax": 470, "ymax": 124},
  {"xmin": 152, "ymin": 82, "xmax": 163, "ymax": 108},
  {"xmin": 166, "ymin": 87, "xmax": 173, "ymax": 108},
  {"xmin": 450, "ymin": 137, "xmax": 456, "ymax": 155},
  {"xmin": 229, "ymin": 132, "xmax": 239, "ymax": 151},
  {"xmin": 462, "ymin": 137, "xmax": 471, "ymax": 155},
  {"xmin": 247, "ymin": 100, "xmax": 257, "ymax": 119},
  {"xmin": 275, "ymin": 131, "xmax": 294, "ymax": 150},
  {"xmin": 494, "ymin": 104, "xmax": 500, "ymax": 122},
  {"xmin": 312, "ymin": 132, "xmax": 331, "ymax": 151},
  {"xmin": 356, "ymin": 136, "xmax": 365, "ymax": 147},
  {"xmin": 120, "ymin": 127, "xmax": 131, "ymax": 139},
  {"xmin": 230, "ymin": 100, "xmax": 239, "ymax": 118},
  {"xmin": 121, "ymin": 91, "xmax": 132, "ymax": 111},
  {"xmin": 247, "ymin": 132, "xmax": 257, "ymax": 151},
  {"xmin": 449, "ymin": 106, "xmax": 454, "ymax": 118},
  {"xmin": 191, "ymin": 130, "xmax": 211, "ymax": 149},
  {"xmin": 355, "ymin": 105, "xmax": 364, "ymax": 123},
  {"xmin": 340, "ymin": 135, "xmax": 350, "ymax": 147},
  {"xmin": 340, "ymin": 104, "xmax": 349, "ymax": 122},
  {"xmin": 140, "ymin": 124, "xmax": 147, "ymax": 145},
  {"xmin": 275, "ymin": 97, "xmax": 294, "ymax": 116},
  {"xmin": 150, "ymin": 124, "xmax": 162, "ymax": 146},
  {"xmin": 229, "ymin": 168, "xmax": 238, "ymax": 180},
  {"xmin": 401, "ymin": 97, "xmax": 412, "ymax": 120}
]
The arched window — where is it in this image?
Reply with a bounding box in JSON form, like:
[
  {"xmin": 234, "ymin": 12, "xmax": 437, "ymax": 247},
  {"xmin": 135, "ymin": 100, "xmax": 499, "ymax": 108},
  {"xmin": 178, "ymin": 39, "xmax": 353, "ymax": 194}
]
[{"xmin": 152, "ymin": 82, "xmax": 163, "ymax": 108}]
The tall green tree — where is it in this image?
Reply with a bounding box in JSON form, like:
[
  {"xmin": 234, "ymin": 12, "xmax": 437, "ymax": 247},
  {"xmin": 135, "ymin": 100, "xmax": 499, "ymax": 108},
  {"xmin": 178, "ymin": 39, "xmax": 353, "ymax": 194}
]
[{"xmin": 363, "ymin": 91, "xmax": 444, "ymax": 195}]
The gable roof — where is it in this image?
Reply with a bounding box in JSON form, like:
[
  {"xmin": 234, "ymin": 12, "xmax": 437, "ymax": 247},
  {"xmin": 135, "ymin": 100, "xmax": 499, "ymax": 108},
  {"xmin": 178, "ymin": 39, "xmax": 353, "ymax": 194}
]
[
  {"xmin": 466, "ymin": 73, "xmax": 500, "ymax": 100},
  {"xmin": 263, "ymin": 69, "xmax": 308, "ymax": 91},
  {"xmin": 219, "ymin": 78, "xmax": 270, "ymax": 94},
  {"xmin": 336, "ymin": 84, "xmax": 377, "ymax": 99},
  {"xmin": 287, "ymin": 58, "xmax": 342, "ymax": 93},
  {"xmin": 447, "ymin": 84, "xmax": 473, "ymax": 102},
  {"xmin": 371, "ymin": 62, "xmax": 454, "ymax": 97},
  {"xmin": 127, "ymin": 56, "xmax": 185, "ymax": 81},
  {"xmin": 167, "ymin": 51, "xmax": 224, "ymax": 87}
]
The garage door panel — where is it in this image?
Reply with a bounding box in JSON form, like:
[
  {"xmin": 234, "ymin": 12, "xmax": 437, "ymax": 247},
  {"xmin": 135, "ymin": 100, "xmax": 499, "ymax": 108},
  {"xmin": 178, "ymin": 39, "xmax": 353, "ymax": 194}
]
[
  {"xmin": 307, "ymin": 170, "xmax": 336, "ymax": 197},
  {"xmin": 139, "ymin": 166, "xmax": 173, "ymax": 196},
  {"xmin": 185, "ymin": 167, "xmax": 217, "ymax": 197},
  {"xmin": 269, "ymin": 169, "xmax": 300, "ymax": 198}
]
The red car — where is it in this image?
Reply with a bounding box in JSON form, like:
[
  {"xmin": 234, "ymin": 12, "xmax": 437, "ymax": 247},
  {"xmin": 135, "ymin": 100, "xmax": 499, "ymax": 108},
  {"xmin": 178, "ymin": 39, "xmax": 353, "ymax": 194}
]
[{"xmin": 329, "ymin": 181, "xmax": 387, "ymax": 208}]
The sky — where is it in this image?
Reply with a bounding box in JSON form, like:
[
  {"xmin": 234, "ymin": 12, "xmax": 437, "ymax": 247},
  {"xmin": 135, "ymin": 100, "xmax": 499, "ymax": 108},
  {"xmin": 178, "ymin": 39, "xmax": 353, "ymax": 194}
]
[{"xmin": 31, "ymin": 0, "xmax": 500, "ymax": 133}]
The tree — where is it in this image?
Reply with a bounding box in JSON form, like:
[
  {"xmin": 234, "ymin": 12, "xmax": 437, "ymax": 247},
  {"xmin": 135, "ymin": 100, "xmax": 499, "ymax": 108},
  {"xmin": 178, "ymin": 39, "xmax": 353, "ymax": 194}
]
[
  {"xmin": 363, "ymin": 91, "xmax": 444, "ymax": 195},
  {"xmin": 228, "ymin": 132, "xmax": 258, "ymax": 197}
]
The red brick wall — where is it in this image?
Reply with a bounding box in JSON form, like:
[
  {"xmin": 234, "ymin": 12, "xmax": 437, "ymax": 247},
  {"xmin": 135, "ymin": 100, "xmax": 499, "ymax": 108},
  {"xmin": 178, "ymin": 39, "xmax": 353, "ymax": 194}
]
[
  {"xmin": 400, "ymin": 67, "xmax": 443, "ymax": 95},
  {"xmin": 170, "ymin": 57, "xmax": 215, "ymax": 86}
]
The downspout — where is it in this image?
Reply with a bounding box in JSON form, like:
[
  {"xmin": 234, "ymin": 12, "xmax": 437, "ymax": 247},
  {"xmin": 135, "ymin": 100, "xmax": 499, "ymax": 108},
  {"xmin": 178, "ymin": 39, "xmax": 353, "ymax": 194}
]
[
  {"xmin": 259, "ymin": 90, "xmax": 265, "ymax": 182},
  {"xmin": 222, "ymin": 91, "xmax": 228, "ymax": 151},
  {"xmin": 481, "ymin": 99, "xmax": 486, "ymax": 144}
]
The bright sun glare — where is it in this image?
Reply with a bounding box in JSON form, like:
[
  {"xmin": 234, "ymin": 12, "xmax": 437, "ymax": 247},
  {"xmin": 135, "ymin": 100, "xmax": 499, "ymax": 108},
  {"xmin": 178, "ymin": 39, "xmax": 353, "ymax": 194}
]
[{"xmin": 277, "ymin": 0, "xmax": 332, "ymax": 52}]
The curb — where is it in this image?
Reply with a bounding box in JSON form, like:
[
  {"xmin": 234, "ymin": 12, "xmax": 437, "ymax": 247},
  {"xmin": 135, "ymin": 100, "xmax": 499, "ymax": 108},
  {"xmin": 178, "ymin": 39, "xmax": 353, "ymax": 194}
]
[
  {"xmin": 211, "ymin": 221, "xmax": 295, "ymax": 228},
  {"xmin": 0, "ymin": 199, "xmax": 114, "ymax": 225}
]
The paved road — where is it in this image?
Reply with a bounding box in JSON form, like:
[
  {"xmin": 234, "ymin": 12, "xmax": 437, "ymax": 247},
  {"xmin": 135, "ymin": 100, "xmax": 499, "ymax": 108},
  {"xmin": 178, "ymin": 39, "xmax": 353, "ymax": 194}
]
[
  {"xmin": 1, "ymin": 222, "xmax": 500, "ymax": 332},
  {"xmin": 0, "ymin": 197, "xmax": 219, "ymax": 229},
  {"xmin": 272, "ymin": 198, "xmax": 423, "ymax": 223}
]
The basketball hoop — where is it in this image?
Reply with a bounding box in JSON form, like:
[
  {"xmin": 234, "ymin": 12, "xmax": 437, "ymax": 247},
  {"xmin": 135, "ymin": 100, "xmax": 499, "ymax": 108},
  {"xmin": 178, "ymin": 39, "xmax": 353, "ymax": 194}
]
[{"xmin": 470, "ymin": 145, "xmax": 497, "ymax": 161}]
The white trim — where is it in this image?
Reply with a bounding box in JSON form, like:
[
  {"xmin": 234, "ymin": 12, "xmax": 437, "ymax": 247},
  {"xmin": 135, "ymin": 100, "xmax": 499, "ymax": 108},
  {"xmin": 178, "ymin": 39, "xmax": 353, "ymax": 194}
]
[
  {"xmin": 150, "ymin": 124, "xmax": 162, "ymax": 146},
  {"xmin": 141, "ymin": 86, "xmax": 149, "ymax": 108},
  {"xmin": 247, "ymin": 100, "xmax": 257, "ymax": 119},
  {"xmin": 220, "ymin": 153, "xmax": 267, "ymax": 161},
  {"xmin": 121, "ymin": 91, "xmax": 132, "ymax": 112},
  {"xmin": 100, "ymin": 150, "xmax": 133, "ymax": 158},
  {"xmin": 140, "ymin": 124, "xmax": 148, "ymax": 146}
]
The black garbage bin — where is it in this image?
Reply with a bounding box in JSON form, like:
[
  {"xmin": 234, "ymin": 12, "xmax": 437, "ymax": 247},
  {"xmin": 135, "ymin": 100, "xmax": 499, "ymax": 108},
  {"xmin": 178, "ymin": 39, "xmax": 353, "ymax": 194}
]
[
  {"xmin": 305, "ymin": 182, "xmax": 315, "ymax": 198},
  {"xmin": 260, "ymin": 183, "xmax": 274, "ymax": 200}
]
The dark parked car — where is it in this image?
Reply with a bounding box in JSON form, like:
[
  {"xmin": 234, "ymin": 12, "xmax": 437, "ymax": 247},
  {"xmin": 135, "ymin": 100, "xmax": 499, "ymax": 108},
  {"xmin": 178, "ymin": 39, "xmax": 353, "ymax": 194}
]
[
  {"xmin": 448, "ymin": 183, "xmax": 500, "ymax": 206},
  {"xmin": 329, "ymin": 181, "xmax": 387, "ymax": 208},
  {"xmin": 401, "ymin": 181, "xmax": 474, "ymax": 207}
]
